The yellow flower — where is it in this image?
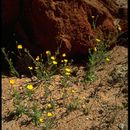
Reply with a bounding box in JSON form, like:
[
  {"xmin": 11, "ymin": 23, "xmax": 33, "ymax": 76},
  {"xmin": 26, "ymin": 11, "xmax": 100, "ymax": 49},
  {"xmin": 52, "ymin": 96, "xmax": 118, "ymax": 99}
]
[
  {"xmin": 65, "ymin": 68, "xmax": 71, "ymax": 72},
  {"xmin": 26, "ymin": 84, "xmax": 33, "ymax": 90},
  {"xmin": 51, "ymin": 56, "xmax": 56, "ymax": 60},
  {"xmin": 52, "ymin": 61, "xmax": 57, "ymax": 65},
  {"xmin": 96, "ymin": 38, "xmax": 101, "ymax": 42},
  {"xmin": 92, "ymin": 16, "xmax": 95, "ymax": 19},
  {"xmin": 39, "ymin": 117, "xmax": 44, "ymax": 123},
  {"xmin": 64, "ymin": 59, "xmax": 68, "ymax": 63},
  {"xmin": 117, "ymin": 25, "xmax": 122, "ymax": 31},
  {"xmin": 47, "ymin": 112, "xmax": 53, "ymax": 117},
  {"xmin": 28, "ymin": 66, "xmax": 33, "ymax": 70},
  {"xmin": 94, "ymin": 47, "xmax": 97, "ymax": 52},
  {"xmin": 46, "ymin": 50, "xmax": 51, "ymax": 55},
  {"xmin": 36, "ymin": 56, "xmax": 40, "ymax": 61},
  {"xmin": 65, "ymin": 72, "xmax": 71, "ymax": 76},
  {"xmin": 47, "ymin": 104, "xmax": 52, "ymax": 109},
  {"xmin": 17, "ymin": 44, "xmax": 23, "ymax": 49},
  {"xmin": 71, "ymin": 90, "xmax": 75, "ymax": 93},
  {"xmin": 105, "ymin": 57, "xmax": 110, "ymax": 62},
  {"xmin": 62, "ymin": 53, "xmax": 66, "ymax": 57},
  {"xmin": 61, "ymin": 60, "xmax": 64, "ymax": 63},
  {"xmin": 9, "ymin": 79, "xmax": 15, "ymax": 85}
]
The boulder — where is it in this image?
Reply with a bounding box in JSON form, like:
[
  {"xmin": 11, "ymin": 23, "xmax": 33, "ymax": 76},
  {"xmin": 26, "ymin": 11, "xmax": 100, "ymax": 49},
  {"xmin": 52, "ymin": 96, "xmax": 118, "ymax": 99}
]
[{"xmin": 2, "ymin": 0, "xmax": 127, "ymax": 56}]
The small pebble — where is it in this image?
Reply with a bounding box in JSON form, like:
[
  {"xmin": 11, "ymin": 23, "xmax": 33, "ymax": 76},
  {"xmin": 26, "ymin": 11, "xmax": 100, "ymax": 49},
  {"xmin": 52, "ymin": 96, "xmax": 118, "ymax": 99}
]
[{"xmin": 118, "ymin": 123, "xmax": 125, "ymax": 130}]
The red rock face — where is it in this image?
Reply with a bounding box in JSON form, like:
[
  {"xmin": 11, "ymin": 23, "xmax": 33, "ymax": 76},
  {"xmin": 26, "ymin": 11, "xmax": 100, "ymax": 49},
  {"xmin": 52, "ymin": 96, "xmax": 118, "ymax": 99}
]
[
  {"xmin": 2, "ymin": 0, "xmax": 19, "ymax": 27},
  {"xmin": 30, "ymin": 0, "xmax": 96, "ymax": 55},
  {"xmin": 3, "ymin": 0, "xmax": 122, "ymax": 56}
]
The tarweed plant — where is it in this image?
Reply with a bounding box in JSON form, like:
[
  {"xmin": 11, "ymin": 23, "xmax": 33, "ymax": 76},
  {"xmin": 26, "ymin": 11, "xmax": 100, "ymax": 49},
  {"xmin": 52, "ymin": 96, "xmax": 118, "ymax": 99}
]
[
  {"xmin": 29, "ymin": 103, "xmax": 42, "ymax": 126},
  {"xmin": 25, "ymin": 84, "xmax": 34, "ymax": 100},
  {"xmin": 92, "ymin": 15, "xmax": 99, "ymax": 30},
  {"xmin": 67, "ymin": 97, "xmax": 80, "ymax": 112},
  {"xmin": 12, "ymin": 90, "xmax": 27, "ymax": 119},
  {"xmin": 2, "ymin": 48, "xmax": 19, "ymax": 77},
  {"xmin": 84, "ymin": 40, "xmax": 109, "ymax": 83}
]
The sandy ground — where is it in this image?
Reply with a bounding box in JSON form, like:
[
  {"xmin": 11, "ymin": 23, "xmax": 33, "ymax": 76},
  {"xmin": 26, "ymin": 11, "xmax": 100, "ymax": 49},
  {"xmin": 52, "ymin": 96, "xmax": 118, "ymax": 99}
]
[{"xmin": 2, "ymin": 45, "xmax": 128, "ymax": 130}]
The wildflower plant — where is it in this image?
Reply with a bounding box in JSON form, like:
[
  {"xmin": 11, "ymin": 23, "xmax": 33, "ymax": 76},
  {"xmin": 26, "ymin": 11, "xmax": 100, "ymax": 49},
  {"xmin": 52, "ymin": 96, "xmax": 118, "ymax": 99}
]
[
  {"xmin": 44, "ymin": 116, "xmax": 55, "ymax": 130},
  {"xmin": 14, "ymin": 104, "xmax": 27, "ymax": 119},
  {"xmin": 67, "ymin": 97, "xmax": 80, "ymax": 112},
  {"xmin": 25, "ymin": 84, "xmax": 34, "ymax": 99},
  {"xmin": 12, "ymin": 89, "xmax": 21, "ymax": 104},
  {"xmin": 84, "ymin": 40, "xmax": 109, "ymax": 82},
  {"xmin": 84, "ymin": 49, "xmax": 96, "ymax": 82},
  {"xmin": 82, "ymin": 104, "xmax": 89, "ymax": 116},
  {"xmin": 46, "ymin": 100, "xmax": 57, "ymax": 111},
  {"xmin": 16, "ymin": 41, "xmax": 23, "ymax": 56},
  {"xmin": 36, "ymin": 56, "xmax": 40, "ymax": 61},
  {"xmin": 44, "ymin": 84, "xmax": 51, "ymax": 100},
  {"xmin": 29, "ymin": 103, "xmax": 42, "ymax": 126},
  {"xmin": 1, "ymin": 48, "xmax": 19, "ymax": 77},
  {"xmin": 92, "ymin": 15, "xmax": 99, "ymax": 30},
  {"xmin": 60, "ymin": 66, "xmax": 72, "ymax": 88},
  {"xmin": 61, "ymin": 88, "xmax": 68, "ymax": 101},
  {"xmin": 24, "ymin": 49, "xmax": 53, "ymax": 81},
  {"xmin": 12, "ymin": 89, "xmax": 27, "ymax": 119},
  {"xmin": 94, "ymin": 41, "xmax": 109, "ymax": 65},
  {"xmin": 24, "ymin": 48, "xmax": 44, "ymax": 80}
]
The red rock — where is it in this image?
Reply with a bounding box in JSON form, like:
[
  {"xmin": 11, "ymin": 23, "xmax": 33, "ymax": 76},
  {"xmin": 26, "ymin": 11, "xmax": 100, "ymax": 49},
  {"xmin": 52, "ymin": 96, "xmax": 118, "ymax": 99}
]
[
  {"xmin": 3, "ymin": 0, "xmax": 125, "ymax": 56},
  {"xmin": 2, "ymin": 0, "xmax": 19, "ymax": 27}
]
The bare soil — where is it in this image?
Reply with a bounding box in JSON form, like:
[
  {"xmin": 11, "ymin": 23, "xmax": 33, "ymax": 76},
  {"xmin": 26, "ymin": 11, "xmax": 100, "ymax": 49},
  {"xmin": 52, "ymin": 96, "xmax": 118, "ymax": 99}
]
[{"xmin": 2, "ymin": 45, "xmax": 128, "ymax": 130}]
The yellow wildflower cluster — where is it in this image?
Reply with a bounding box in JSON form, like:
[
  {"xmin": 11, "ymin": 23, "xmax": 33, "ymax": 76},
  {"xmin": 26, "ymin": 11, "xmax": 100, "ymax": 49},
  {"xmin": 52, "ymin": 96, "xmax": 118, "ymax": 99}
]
[
  {"xmin": 61, "ymin": 52, "xmax": 68, "ymax": 64},
  {"xmin": 65, "ymin": 68, "xmax": 71, "ymax": 73},
  {"xmin": 65, "ymin": 67, "xmax": 71, "ymax": 76}
]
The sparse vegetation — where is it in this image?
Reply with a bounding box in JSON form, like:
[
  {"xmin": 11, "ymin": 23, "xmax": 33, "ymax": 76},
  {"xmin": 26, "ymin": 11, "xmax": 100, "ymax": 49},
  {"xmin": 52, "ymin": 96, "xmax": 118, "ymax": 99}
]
[{"xmin": 2, "ymin": 14, "xmax": 128, "ymax": 130}]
